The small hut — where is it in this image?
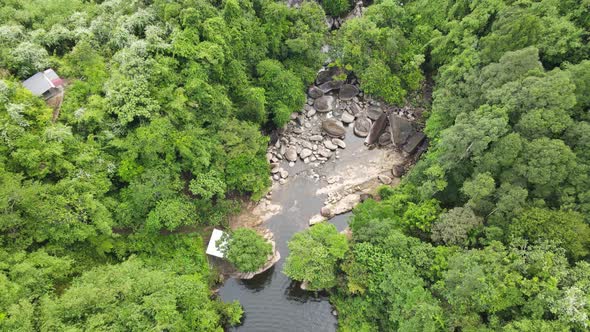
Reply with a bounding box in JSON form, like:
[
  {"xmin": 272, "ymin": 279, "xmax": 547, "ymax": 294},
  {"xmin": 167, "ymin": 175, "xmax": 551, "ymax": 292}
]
[{"xmin": 22, "ymin": 69, "xmax": 64, "ymax": 100}]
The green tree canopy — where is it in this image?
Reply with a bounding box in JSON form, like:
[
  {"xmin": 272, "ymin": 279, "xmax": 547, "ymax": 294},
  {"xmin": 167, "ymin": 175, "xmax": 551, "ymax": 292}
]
[
  {"xmin": 284, "ymin": 223, "xmax": 348, "ymax": 291},
  {"xmin": 219, "ymin": 228, "xmax": 272, "ymax": 273}
]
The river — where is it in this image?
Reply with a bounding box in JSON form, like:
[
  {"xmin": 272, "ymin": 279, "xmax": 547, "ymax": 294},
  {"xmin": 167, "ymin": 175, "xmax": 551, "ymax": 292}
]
[{"xmin": 218, "ymin": 123, "xmax": 402, "ymax": 331}]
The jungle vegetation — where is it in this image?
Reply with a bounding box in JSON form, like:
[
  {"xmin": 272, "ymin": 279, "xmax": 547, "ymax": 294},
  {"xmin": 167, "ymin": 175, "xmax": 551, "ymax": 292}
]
[{"xmin": 1, "ymin": 0, "xmax": 589, "ymax": 331}]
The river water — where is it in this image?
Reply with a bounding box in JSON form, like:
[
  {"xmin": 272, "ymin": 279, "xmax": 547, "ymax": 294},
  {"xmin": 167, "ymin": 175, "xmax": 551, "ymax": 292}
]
[
  {"xmin": 219, "ymin": 175, "xmax": 350, "ymax": 331},
  {"xmin": 218, "ymin": 126, "xmax": 371, "ymax": 331}
]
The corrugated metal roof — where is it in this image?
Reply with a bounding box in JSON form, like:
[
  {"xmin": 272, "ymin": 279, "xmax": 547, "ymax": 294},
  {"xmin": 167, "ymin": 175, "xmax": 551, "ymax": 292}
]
[
  {"xmin": 22, "ymin": 69, "xmax": 62, "ymax": 96},
  {"xmin": 43, "ymin": 69, "xmax": 59, "ymax": 81},
  {"xmin": 22, "ymin": 72, "xmax": 53, "ymax": 96}
]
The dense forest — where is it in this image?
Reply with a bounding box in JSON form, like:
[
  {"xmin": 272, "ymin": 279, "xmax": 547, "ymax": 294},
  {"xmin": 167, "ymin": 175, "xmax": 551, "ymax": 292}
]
[
  {"xmin": 1, "ymin": 0, "xmax": 589, "ymax": 331},
  {"xmin": 325, "ymin": 0, "xmax": 590, "ymax": 331},
  {"xmin": 0, "ymin": 0, "xmax": 325, "ymax": 329}
]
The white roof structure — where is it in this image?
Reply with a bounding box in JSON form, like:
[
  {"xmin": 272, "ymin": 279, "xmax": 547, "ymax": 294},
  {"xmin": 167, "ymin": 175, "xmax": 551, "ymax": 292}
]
[
  {"xmin": 206, "ymin": 228, "xmax": 227, "ymax": 258},
  {"xmin": 22, "ymin": 69, "xmax": 62, "ymax": 96}
]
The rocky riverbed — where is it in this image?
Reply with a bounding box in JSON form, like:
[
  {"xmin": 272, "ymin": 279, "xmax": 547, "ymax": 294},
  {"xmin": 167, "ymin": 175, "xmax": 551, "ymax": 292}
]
[
  {"xmin": 263, "ymin": 65, "xmax": 426, "ymax": 226},
  {"xmin": 218, "ymin": 66, "xmax": 427, "ymax": 331}
]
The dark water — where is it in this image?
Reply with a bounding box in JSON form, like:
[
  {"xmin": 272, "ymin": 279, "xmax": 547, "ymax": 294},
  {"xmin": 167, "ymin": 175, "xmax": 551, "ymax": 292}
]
[
  {"xmin": 219, "ymin": 174, "xmax": 350, "ymax": 331},
  {"xmin": 219, "ymin": 125, "xmax": 366, "ymax": 332}
]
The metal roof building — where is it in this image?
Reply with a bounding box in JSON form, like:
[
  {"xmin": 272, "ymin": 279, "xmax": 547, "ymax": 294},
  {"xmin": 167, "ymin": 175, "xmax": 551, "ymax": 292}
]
[{"xmin": 22, "ymin": 69, "xmax": 64, "ymax": 98}]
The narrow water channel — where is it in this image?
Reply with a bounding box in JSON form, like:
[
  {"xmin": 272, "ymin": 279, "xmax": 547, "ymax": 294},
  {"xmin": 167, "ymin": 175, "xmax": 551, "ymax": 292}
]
[{"xmin": 218, "ymin": 126, "xmax": 366, "ymax": 331}]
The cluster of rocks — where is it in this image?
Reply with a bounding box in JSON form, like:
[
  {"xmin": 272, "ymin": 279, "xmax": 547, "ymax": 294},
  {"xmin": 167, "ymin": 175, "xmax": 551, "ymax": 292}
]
[{"xmin": 266, "ymin": 64, "xmax": 425, "ymax": 186}]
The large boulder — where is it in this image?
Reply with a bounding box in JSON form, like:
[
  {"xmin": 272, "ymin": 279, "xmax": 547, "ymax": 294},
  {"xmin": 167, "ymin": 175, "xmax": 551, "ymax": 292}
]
[
  {"xmin": 316, "ymin": 66, "xmax": 342, "ymax": 85},
  {"xmin": 402, "ymin": 132, "xmax": 426, "ymax": 154},
  {"xmin": 318, "ymin": 80, "xmax": 344, "ymax": 93},
  {"xmin": 367, "ymin": 105, "xmax": 383, "ymax": 120},
  {"xmin": 314, "ymin": 95, "xmax": 336, "ymax": 113},
  {"xmin": 308, "ymin": 86, "xmax": 323, "ymax": 99},
  {"xmin": 339, "ymin": 84, "xmax": 359, "ymax": 100},
  {"xmin": 354, "ymin": 115, "xmax": 371, "ymax": 137},
  {"xmin": 322, "ymin": 119, "xmax": 346, "ymax": 137},
  {"xmin": 389, "ymin": 114, "xmax": 414, "ymax": 146},
  {"xmin": 364, "ymin": 112, "xmax": 388, "ymax": 145},
  {"xmin": 379, "ymin": 131, "xmax": 392, "ymax": 145}
]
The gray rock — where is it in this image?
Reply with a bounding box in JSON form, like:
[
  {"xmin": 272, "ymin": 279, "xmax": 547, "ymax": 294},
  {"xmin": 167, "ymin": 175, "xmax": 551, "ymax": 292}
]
[
  {"xmin": 290, "ymin": 112, "xmax": 299, "ymax": 120},
  {"xmin": 301, "ymin": 141, "xmax": 313, "ymax": 149},
  {"xmin": 314, "ymin": 95, "xmax": 336, "ymax": 113},
  {"xmin": 271, "ymin": 164, "xmax": 280, "ymax": 173},
  {"xmin": 341, "ymin": 112, "xmax": 355, "ymax": 123},
  {"xmin": 292, "ymin": 127, "xmax": 303, "ymax": 134},
  {"xmin": 321, "ymin": 206, "xmax": 334, "ymax": 218},
  {"xmin": 319, "ymin": 80, "xmax": 344, "ymax": 93},
  {"xmin": 360, "ymin": 193, "xmax": 373, "ymax": 202},
  {"xmin": 309, "ymin": 135, "xmax": 323, "ymax": 142},
  {"xmin": 349, "ymin": 102, "xmax": 362, "ymax": 116},
  {"xmin": 308, "ymin": 86, "xmax": 323, "ymax": 99},
  {"xmin": 365, "ymin": 112, "xmax": 389, "ymax": 145},
  {"xmin": 279, "ymin": 178, "xmax": 286, "ymax": 185},
  {"xmin": 273, "ymin": 174, "xmax": 280, "ymax": 181},
  {"xmin": 322, "ymin": 119, "xmax": 346, "ymax": 137},
  {"xmin": 339, "ymin": 84, "xmax": 359, "ymax": 100},
  {"xmin": 389, "ymin": 114, "xmax": 414, "ymax": 146},
  {"xmin": 324, "ymin": 140, "xmax": 338, "ymax": 150},
  {"xmin": 285, "ymin": 146, "xmax": 297, "ymax": 162},
  {"xmin": 367, "ymin": 105, "xmax": 383, "ymax": 120},
  {"xmin": 319, "ymin": 148, "xmax": 333, "ymax": 158},
  {"xmin": 316, "ymin": 66, "xmax": 341, "ymax": 85},
  {"xmin": 300, "ymin": 148, "xmax": 313, "ymax": 159},
  {"xmin": 354, "ymin": 115, "xmax": 371, "ymax": 137},
  {"xmin": 379, "ymin": 131, "xmax": 392, "ymax": 145},
  {"xmin": 332, "ymin": 138, "xmax": 346, "ymax": 149},
  {"xmin": 378, "ymin": 174, "xmax": 392, "ymax": 185},
  {"xmin": 307, "ymin": 108, "xmax": 316, "ymax": 117},
  {"xmin": 392, "ymin": 165, "xmax": 405, "ymax": 177},
  {"xmin": 309, "ymin": 214, "xmax": 326, "ymax": 226},
  {"xmin": 280, "ymin": 170, "xmax": 289, "ymax": 179},
  {"xmin": 402, "ymin": 132, "xmax": 426, "ymax": 154}
]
